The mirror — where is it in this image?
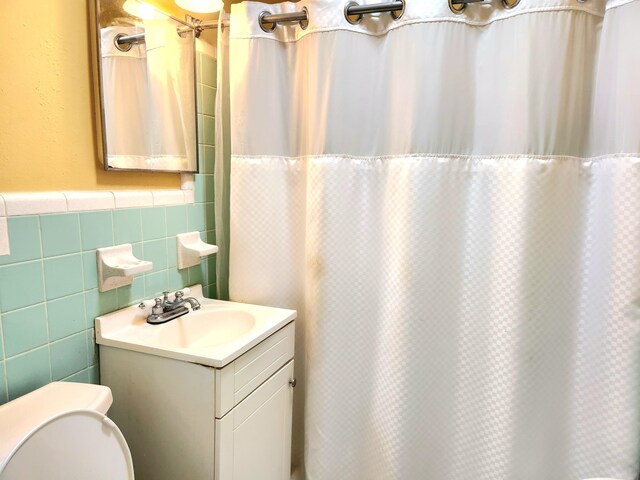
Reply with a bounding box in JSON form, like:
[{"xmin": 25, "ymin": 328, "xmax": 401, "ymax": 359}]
[{"xmin": 91, "ymin": 0, "xmax": 198, "ymax": 173}]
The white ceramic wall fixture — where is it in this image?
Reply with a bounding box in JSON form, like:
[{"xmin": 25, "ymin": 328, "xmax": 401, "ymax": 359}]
[
  {"xmin": 97, "ymin": 244, "xmax": 154, "ymax": 292},
  {"xmin": 176, "ymin": 231, "xmax": 218, "ymax": 269}
]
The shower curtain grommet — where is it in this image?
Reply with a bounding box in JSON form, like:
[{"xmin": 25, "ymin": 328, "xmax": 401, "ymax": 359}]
[
  {"xmin": 299, "ymin": 7, "xmax": 310, "ymax": 29},
  {"xmin": 344, "ymin": 1, "xmax": 364, "ymax": 25},
  {"xmin": 448, "ymin": 0, "xmax": 466, "ymax": 15},
  {"xmin": 113, "ymin": 33, "xmax": 133, "ymax": 52},
  {"xmin": 258, "ymin": 11, "xmax": 277, "ymax": 32},
  {"xmin": 502, "ymin": 0, "xmax": 521, "ymax": 9},
  {"xmin": 390, "ymin": 0, "xmax": 406, "ymax": 20}
]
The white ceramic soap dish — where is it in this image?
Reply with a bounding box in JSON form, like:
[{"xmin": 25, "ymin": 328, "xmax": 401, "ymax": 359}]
[
  {"xmin": 177, "ymin": 231, "xmax": 218, "ymax": 270},
  {"xmin": 97, "ymin": 244, "xmax": 153, "ymax": 292}
]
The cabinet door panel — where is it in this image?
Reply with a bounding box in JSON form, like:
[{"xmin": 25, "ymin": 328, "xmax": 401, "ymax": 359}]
[
  {"xmin": 216, "ymin": 360, "xmax": 294, "ymax": 480},
  {"xmin": 216, "ymin": 323, "xmax": 295, "ymax": 418}
]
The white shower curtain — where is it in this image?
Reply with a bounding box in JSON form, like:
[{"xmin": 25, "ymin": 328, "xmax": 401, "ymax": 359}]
[
  {"xmin": 223, "ymin": 0, "xmax": 640, "ymax": 478},
  {"xmin": 100, "ymin": 26, "xmax": 149, "ymax": 164},
  {"xmin": 144, "ymin": 18, "xmax": 196, "ymax": 171},
  {"xmin": 100, "ymin": 21, "xmax": 196, "ymax": 171}
]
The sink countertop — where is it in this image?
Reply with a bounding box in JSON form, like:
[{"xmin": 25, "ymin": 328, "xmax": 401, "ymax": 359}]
[{"xmin": 95, "ymin": 285, "xmax": 297, "ymax": 368}]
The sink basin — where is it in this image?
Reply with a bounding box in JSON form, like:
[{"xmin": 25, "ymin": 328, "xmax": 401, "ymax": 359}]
[
  {"xmin": 95, "ymin": 285, "xmax": 296, "ymax": 367},
  {"xmin": 152, "ymin": 309, "xmax": 256, "ymax": 349}
]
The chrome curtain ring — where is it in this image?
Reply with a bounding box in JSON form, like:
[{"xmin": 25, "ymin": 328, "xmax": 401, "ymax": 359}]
[
  {"xmin": 300, "ymin": 7, "xmax": 310, "ymax": 30},
  {"xmin": 259, "ymin": 11, "xmax": 277, "ymax": 32},
  {"xmin": 448, "ymin": 0, "xmax": 466, "ymax": 15},
  {"xmin": 502, "ymin": 0, "xmax": 521, "ymax": 8},
  {"xmin": 344, "ymin": 1, "xmax": 364, "ymax": 25},
  {"xmin": 114, "ymin": 33, "xmax": 133, "ymax": 52},
  {"xmin": 390, "ymin": 0, "xmax": 406, "ymax": 20}
]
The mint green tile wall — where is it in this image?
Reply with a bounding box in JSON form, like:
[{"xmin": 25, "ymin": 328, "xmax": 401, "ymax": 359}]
[
  {"xmin": 0, "ymin": 49, "xmax": 217, "ymax": 404},
  {"xmin": 0, "ymin": 205, "xmax": 215, "ymax": 403}
]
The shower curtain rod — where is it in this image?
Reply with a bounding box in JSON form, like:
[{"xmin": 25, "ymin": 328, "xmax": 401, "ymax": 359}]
[
  {"xmin": 258, "ymin": 0, "xmax": 407, "ymax": 30},
  {"xmin": 115, "ymin": 20, "xmax": 229, "ymax": 47},
  {"xmin": 257, "ymin": 0, "xmax": 490, "ymax": 30},
  {"xmin": 118, "ymin": 0, "xmax": 489, "ymax": 45}
]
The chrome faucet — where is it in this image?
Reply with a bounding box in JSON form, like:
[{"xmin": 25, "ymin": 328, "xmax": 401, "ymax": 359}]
[
  {"xmin": 140, "ymin": 290, "xmax": 201, "ymax": 325},
  {"xmin": 162, "ymin": 290, "xmax": 201, "ymax": 312}
]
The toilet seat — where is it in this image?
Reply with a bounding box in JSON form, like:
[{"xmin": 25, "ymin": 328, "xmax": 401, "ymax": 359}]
[
  {"xmin": 0, "ymin": 409, "xmax": 134, "ymax": 480},
  {"xmin": 0, "ymin": 383, "xmax": 133, "ymax": 480}
]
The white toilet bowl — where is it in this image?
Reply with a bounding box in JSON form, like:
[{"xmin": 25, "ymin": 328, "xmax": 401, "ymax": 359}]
[{"xmin": 0, "ymin": 382, "xmax": 134, "ymax": 480}]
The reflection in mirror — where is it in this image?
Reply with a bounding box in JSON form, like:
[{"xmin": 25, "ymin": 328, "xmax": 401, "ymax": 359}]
[{"xmin": 94, "ymin": 0, "xmax": 198, "ymax": 172}]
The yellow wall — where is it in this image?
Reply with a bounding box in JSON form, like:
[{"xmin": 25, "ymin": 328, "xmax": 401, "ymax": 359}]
[{"xmin": 0, "ymin": 0, "xmax": 201, "ymax": 193}]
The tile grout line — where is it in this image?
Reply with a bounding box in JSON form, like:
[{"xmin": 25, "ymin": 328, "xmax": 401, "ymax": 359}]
[
  {"xmin": 0, "ymin": 359, "xmax": 6, "ymax": 402},
  {"xmin": 163, "ymin": 206, "xmax": 170, "ymax": 297},
  {"xmin": 36, "ymin": 215, "xmax": 53, "ymax": 384},
  {"xmin": 0, "ymin": 309, "xmax": 7, "ymax": 400},
  {"xmin": 78, "ymin": 212, "xmax": 92, "ymax": 374},
  {"xmin": 61, "ymin": 364, "xmax": 92, "ymax": 382}
]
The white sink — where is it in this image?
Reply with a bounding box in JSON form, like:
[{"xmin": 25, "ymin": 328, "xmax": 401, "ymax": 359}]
[
  {"xmin": 153, "ymin": 309, "xmax": 256, "ymax": 349},
  {"xmin": 95, "ymin": 285, "xmax": 296, "ymax": 367}
]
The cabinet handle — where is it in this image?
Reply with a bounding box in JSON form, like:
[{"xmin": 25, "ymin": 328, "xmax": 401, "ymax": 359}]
[{"xmin": 289, "ymin": 378, "xmax": 297, "ymax": 388}]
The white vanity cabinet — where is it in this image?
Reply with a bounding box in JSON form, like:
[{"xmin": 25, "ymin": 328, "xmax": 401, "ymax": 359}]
[
  {"xmin": 216, "ymin": 360, "xmax": 294, "ymax": 480},
  {"xmin": 99, "ymin": 321, "xmax": 295, "ymax": 480}
]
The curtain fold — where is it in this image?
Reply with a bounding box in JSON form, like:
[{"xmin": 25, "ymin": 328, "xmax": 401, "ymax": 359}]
[{"xmin": 225, "ymin": 1, "xmax": 640, "ymax": 478}]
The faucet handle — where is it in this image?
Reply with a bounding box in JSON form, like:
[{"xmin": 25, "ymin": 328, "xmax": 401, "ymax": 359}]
[
  {"xmin": 174, "ymin": 290, "xmax": 184, "ymax": 301},
  {"xmin": 152, "ymin": 297, "xmax": 164, "ymax": 315}
]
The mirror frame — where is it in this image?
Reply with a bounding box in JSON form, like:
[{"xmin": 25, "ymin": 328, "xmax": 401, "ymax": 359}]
[{"xmin": 89, "ymin": 0, "xmax": 200, "ymax": 173}]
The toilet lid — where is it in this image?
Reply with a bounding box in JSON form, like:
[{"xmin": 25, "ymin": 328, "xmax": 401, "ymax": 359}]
[{"xmin": 0, "ymin": 409, "xmax": 134, "ymax": 480}]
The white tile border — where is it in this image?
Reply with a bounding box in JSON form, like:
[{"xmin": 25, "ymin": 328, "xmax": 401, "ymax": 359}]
[
  {"xmin": 0, "ymin": 181, "xmax": 195, "ymax": 217},
  {"xmin": 113, "ymin": 190, "xmax": 154, "ymax": 209},
  {"xmin": 183, "ymin": 189, "xmax": 195, "ymax": 204},
  {"xmin": 63, "ymin": 191, "xmax": 116, "ymax": 211},
  {"xmin": 0, "ymin": 179, "xmax": 197, "ymax": 254},
  {"xmin": 151, "ymin": 190, "xmax": 186, "ymax": 206},
  {"xmin": 0, "ymin": 217, "xmax": 9, "ymax": 256},
  {"xmin": 181, "ymin": 174, "xmax": 195, "ymax": 191},
  {"xmin": 2, "ymin": 192, "xmax": 68, "ymax": 216}
]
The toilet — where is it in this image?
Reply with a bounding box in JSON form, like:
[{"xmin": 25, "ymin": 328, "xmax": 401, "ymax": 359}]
[{"xmin": 0, "ymin": 382, "xmax": 134, "ymax": 479}]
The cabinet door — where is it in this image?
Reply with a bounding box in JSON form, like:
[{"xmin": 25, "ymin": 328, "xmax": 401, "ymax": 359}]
[{"xmin": 216, "ymin": 360, "xmax": 294, "ymax": 480}]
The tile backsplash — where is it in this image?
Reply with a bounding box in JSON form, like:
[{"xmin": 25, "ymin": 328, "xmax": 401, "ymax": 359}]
[
  {"xmin": 0, "ymin": 202, "xmax": 216, "ymax": 403},
  {"xmin": 0, "ymin": 49, "xmax": 218, "ymax": 404}
]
